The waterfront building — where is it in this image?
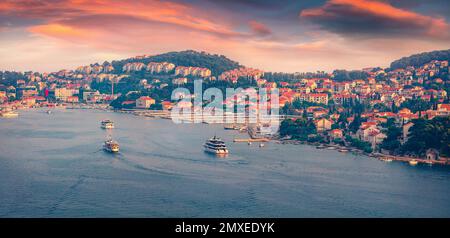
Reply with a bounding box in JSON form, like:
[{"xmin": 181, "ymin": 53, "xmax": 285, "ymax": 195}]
[
  {"xmin": 54, "ymin": 87, "xmax": 77, "ymax": 101},
  {"xmin": 16, "ymin": 86, "xmax": 38, "ymax": 99},
  {"xmin": 426, "ymin": 148, "xmax": 440, "ymax": 161},
  {"xmin": 21, "ymin": 97, "xmax": 36, "ymax": 107},
  {"xmin": 136, "ymin": 96, "xmax": 155, "ymax": 109},
  {"xmin": 66, "ymin": 96, "xmax": 79, "ymax": 103}
]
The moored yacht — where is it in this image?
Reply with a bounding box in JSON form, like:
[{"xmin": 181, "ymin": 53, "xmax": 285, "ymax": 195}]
[
  {"xmin": 204, "ymin": 136, "xmax": 229, "ymax": 155},
  {"xmin": 103, "ymin": 139, "xmax": 119, "ymax": 153},
  {"xmin": 101, "ymin": 119, "xmax": 114, "ymax": 129}
]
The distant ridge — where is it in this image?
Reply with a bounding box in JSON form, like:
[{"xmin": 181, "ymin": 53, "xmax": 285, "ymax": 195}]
[
  {"xmin": 111, "ymin": 50, "xmax": 241, "ymax": 76},
  {"xmin": 390, "ymin": 49, "xmax": 450, "ymax": 70}
]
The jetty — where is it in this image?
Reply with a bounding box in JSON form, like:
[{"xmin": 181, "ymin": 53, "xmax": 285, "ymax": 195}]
[
  {"xmin": 233, "ymin": 138, "xmax": 270, "ymax": 143},
  {"xmin": 374, "ymin": 154, "xmax": 449, "ymax": 166}
]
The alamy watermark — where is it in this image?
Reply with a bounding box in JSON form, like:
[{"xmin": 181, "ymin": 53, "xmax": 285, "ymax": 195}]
[{"xmin": 170, "ymin": 80, "xmax": 280, "ymax": 135}]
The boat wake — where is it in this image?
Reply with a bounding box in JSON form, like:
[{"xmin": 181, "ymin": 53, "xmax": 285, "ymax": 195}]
[{"xmin": 47, "ymin": 175, "xmax": 86, "ymax": 216}]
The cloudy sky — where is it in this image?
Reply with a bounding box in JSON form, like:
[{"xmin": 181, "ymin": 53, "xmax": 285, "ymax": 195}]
[{"xmin": 0, "ymin": 0, "xmax": 449, "ymax": 73}]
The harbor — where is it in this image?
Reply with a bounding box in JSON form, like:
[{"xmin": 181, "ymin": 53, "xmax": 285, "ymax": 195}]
[
  {"xmin": 3, "ymin": 104, "xmax": 449, "ymax": 167},
  {"xmin": 1, "ymin": 108, "xmax": 449, "ymax": 217}
]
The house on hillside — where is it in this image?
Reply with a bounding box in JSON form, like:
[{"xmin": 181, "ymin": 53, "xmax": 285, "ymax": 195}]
[
  {"xmin": 136, "ymin": 96, "xmax": 155, "ymax": 109},
  {"xmin": 314, "ymin": 118, "xmax": 332, "ymax": 132}
]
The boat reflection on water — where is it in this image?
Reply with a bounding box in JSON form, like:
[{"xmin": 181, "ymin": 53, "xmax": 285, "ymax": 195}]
[{"xmin": 214, "ymin": 153, "xmax": 228, "ymax": 158}]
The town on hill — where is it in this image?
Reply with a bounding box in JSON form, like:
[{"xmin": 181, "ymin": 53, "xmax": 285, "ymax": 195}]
[{"xmin": 1, "ymin": 49, "xmax": 449, "ymax": 160}]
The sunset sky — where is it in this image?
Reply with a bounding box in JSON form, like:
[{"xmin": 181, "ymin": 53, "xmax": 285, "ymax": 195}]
[{"xmin": 1, "ymin": 0, "xmax": 449, "ymax": 73}]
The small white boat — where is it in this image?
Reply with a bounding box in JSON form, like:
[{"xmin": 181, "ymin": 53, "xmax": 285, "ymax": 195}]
[
  {"xmin": 248, "ymin": 142, "xmax": 252, "ymax": 145},
  {"xmin": 101, "ymin": 119, "xmax": 114, "ymax": 129},
  {"xmin": 259, "ymin": 143, "xmax": 265, "ymax": 148},
  {"xmin": 47, "ymin": 110, "xmax": 52, "ymax": 114},
  {"xmin": 409, "ymin": 159, "xmax": 418, "ymax": 166}
]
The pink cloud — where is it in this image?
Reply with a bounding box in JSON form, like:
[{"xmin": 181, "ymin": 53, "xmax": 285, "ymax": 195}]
[
  {"xmin": 300, "ymin": 0, "xmax": 450, "ymax": 39},
  {"xmin": 248, "ymin": 20, "xmax": 272, "ymax": 36}
]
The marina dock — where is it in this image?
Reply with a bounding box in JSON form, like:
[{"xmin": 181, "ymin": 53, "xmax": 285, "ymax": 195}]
[
  {"xmin": 374, "ymin": 154, "xmax": 449, "ymax": 165},
  {"xmin": 233, "ymin": 138, "xmax": 270, "ymax": 143}
]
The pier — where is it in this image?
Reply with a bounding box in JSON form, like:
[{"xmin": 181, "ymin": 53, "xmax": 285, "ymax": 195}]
[
  {"xmin": 374, "ymin": 154, "xmax": 449, "ymax": 165},
  {"xmin": 233, "ymin": 138, "xmax": 270, "ymax": 143}
]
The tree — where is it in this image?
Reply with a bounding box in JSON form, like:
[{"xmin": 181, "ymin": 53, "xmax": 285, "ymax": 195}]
[
  {"xmin": 401, "ymin": 117, "xmax": 450, "ymax": 157},
  {"xmin": 111, "ymin": 50, "xmax": 240, "ymax": 76},
  {"xmin": 279, "ymin": 119, "xmax": 317, "ymax": 141},
  {"xmin": 380, "ymin": 125, "xmax": 402, "ymax": 152},
  {"xmin": 345, "ymin": 135, "xmax": 373, "ymax": 153},
  {"xmin": 373, "ymin": 103, "xmax": 390, "ymax": 112},
  {"xmin": 349, "ymin": 114, "xmax": 362, "ymax": 133},
  {"xmin": 400, "ymin": 99, "xmax": 432, "ymax": 113},
  {"xmin": 390, "ymin": 49, "xmax": 450, "ymax": 70},
  {"xmin": 332, "ymin": 70, "xmax": 369, "ymax": 82}
]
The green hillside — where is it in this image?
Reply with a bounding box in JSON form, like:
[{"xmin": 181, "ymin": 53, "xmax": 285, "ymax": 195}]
[{"xmin": 111, "ymin": 50, "xmax": 241, "ymax": 76}]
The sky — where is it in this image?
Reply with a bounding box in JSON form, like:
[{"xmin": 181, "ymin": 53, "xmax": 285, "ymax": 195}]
[{"xmin": 0, "ymin": 0, "xmax": 450, "ymax": 73}]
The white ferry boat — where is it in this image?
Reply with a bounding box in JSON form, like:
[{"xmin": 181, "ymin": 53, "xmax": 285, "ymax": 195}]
[
  {"xmin": 204, "ymin": 136, "xmax": 229, "ymax": 155},
  {"xmin": 103, "ymin": 139, "xmax": 119, "ymax": 153},
  {"xmin": 101, "ymin": 119, "xmax": 114, "ymax": 129}
]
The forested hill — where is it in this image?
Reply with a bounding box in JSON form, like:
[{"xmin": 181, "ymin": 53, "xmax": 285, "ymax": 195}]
[
  {"xmin": 390, "ymin": 49, "xmax": 450, "ymax": 70},
  {"xmin": 111, "ymin": 50, "xmax": 241, "ymax": 76}
]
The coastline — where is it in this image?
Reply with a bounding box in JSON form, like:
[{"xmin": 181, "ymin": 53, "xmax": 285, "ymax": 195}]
[{"xmin": 6, "ymin": 103, "xmax": 449, "ymax": 167}]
